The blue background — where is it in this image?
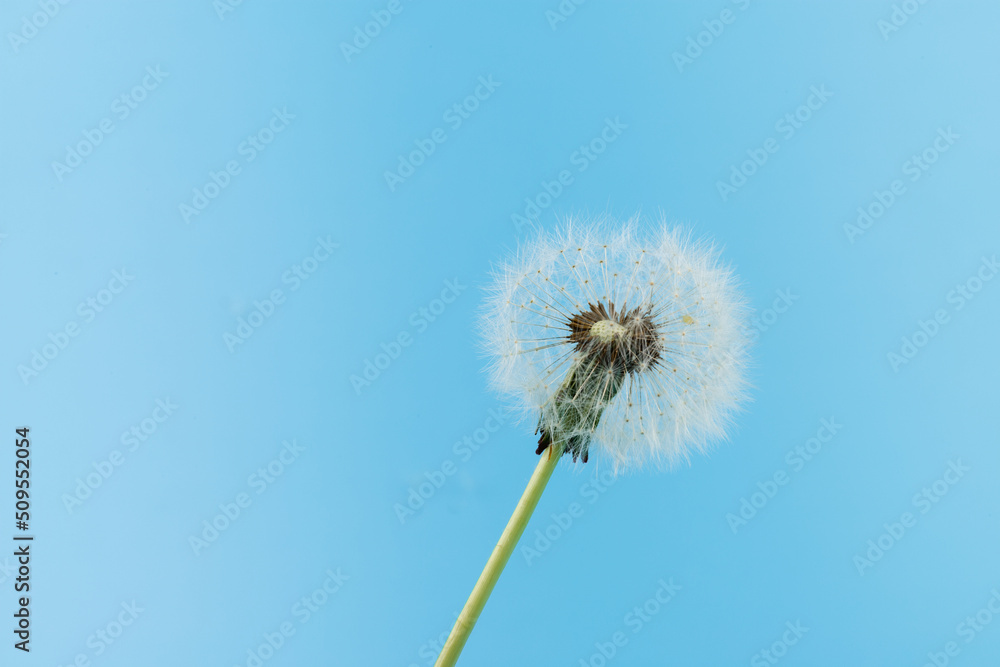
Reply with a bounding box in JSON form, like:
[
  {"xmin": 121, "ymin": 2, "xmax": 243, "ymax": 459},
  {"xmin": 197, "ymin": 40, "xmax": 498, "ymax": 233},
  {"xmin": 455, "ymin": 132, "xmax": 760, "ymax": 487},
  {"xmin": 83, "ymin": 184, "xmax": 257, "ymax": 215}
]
[{"xmin": 2, "ymin": 1, "xmax": 999, "ymax": 665}]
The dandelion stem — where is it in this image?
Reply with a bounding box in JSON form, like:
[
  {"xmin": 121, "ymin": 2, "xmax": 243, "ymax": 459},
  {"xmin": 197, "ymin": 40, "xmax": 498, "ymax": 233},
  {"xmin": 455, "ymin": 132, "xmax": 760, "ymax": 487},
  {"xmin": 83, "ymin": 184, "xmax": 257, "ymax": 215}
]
[{"xmin": 434, "ymin": 442, "xmax": 564, "ymax": 667}]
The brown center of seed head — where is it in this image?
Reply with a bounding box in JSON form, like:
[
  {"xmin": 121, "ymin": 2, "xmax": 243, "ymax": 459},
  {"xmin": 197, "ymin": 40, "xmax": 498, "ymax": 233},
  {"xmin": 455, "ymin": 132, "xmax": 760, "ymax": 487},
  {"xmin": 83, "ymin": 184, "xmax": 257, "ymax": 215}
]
[{"xmin": 567, "ymin": 301, "xmax": 661, "ymax": 374}]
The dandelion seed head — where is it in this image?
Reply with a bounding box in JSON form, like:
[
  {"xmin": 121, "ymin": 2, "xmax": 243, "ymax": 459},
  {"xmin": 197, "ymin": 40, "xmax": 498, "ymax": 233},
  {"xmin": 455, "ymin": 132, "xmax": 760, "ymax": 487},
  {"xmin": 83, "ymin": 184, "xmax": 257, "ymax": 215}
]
[
  {"xmin": 588, "ymin": 319, "xmax": 625, "ymax": 343},
  {"xmin": 481, "ymin": 215, "xmax": 752, "ymax": 471}
]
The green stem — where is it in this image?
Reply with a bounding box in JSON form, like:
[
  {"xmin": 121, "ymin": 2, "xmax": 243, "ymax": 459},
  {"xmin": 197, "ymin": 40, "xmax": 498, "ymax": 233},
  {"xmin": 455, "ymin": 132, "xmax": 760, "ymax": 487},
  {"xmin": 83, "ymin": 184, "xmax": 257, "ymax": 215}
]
[{"xmin": 434, "ymin": 442, "xmax": 563, "ymax": 667}]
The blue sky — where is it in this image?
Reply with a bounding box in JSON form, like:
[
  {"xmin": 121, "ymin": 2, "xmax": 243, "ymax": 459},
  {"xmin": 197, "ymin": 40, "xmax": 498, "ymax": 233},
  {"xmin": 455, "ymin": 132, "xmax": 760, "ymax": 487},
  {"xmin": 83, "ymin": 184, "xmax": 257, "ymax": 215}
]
[{"xmin": 1, "ymin": 1, "xmax": 999, "ymax": 666}]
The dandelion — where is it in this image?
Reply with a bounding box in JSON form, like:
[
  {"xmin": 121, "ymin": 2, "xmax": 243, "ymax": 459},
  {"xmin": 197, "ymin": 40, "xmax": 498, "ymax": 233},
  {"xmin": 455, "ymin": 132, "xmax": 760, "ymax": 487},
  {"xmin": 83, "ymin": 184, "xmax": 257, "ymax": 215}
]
[{"xmin": 434, "ymin": 216, "xmax": 751, "ymax": 666}]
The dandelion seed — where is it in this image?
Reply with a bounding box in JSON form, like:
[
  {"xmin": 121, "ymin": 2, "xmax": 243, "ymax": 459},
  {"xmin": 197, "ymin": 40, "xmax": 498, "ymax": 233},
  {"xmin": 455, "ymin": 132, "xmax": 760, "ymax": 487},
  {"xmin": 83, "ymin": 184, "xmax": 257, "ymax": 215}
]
[
  {"xmin": 483, "ymin": 215, "xmax": 751, "ymax": 469},
  {"xmin": 434, "ymin": 215, "xmax": 752, "ymax": 667}
]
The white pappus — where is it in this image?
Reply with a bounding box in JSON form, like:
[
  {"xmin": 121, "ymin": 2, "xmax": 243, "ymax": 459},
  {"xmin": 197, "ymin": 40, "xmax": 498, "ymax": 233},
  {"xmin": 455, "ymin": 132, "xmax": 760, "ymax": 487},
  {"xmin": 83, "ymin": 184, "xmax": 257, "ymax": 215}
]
[{"xmin": 480, "ymin": 216, "xmax": 752, "ymax": 471}]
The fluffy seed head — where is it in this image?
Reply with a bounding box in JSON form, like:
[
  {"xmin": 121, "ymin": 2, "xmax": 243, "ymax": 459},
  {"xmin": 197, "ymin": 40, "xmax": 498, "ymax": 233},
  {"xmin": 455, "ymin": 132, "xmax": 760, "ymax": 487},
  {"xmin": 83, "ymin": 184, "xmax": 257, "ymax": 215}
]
[{"xmin": 481, "ymin": 216, "xmax": 752, "ymax": 471}]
